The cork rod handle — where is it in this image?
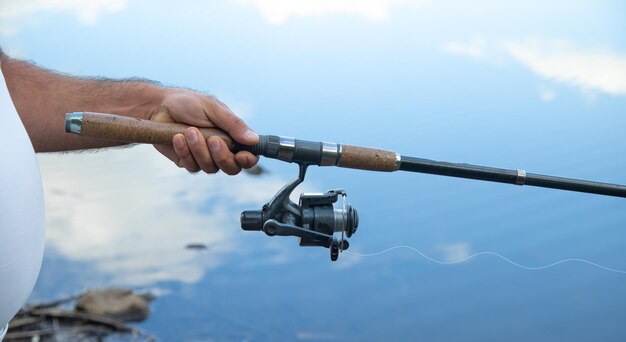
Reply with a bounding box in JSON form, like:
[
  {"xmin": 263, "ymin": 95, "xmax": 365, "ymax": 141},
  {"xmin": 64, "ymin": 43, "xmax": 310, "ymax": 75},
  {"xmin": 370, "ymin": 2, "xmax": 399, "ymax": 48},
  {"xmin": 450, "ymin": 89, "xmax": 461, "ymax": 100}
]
[
  {"xmin": 337, "ymin": 144, "xmax": 398, "ymax": 172},
  {"xmin": 69, "ymin": 112, "xmax": 233, "ymax": 148}
]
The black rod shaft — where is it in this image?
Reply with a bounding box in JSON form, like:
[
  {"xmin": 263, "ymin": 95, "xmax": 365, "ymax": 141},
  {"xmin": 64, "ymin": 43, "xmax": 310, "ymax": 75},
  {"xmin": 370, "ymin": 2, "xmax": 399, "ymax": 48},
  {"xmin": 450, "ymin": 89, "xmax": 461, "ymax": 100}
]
[{"xmin": 399, "ymin": 156, "xmax": 626, "ymax": 198}]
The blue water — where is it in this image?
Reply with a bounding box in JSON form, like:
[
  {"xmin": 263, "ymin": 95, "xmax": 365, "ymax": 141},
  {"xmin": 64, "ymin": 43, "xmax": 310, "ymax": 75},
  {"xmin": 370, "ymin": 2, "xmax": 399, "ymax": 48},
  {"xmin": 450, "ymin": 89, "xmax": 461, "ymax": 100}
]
[{"xmin": 2, "ymin": 0, "xmax": 625, "ymax": 340}]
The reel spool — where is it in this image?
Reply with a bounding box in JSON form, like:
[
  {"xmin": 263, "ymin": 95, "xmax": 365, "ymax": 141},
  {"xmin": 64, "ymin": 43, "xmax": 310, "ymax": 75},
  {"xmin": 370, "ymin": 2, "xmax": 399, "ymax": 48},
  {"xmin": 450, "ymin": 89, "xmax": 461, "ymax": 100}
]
[{"xmin": 240, "ymin": 164, "xmax": 359, "ymax": 261}]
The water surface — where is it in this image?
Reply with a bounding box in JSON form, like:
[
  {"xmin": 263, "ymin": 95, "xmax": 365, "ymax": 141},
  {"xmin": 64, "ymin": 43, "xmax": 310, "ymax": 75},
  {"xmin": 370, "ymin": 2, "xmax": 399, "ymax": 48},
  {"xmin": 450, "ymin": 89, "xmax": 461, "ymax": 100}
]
[{"xmin": 2, "ymin": 1, "xmax": 625, "ymax": 340}]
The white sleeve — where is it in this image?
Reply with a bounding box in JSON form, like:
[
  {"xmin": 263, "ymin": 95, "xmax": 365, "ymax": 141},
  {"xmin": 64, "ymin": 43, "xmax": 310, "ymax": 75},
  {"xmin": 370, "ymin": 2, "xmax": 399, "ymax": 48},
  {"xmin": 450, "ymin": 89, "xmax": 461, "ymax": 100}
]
[{"xmin": 0, "ymin": 65, "xmax": 46, "ymax": 333}]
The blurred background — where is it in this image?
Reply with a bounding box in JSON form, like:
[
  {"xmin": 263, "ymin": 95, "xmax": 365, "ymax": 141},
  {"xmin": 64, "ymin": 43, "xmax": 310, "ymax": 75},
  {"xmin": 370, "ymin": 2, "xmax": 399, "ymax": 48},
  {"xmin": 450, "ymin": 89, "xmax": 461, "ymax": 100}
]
[{"xmin": 1, "ymin": 0, "xmax": 625, "ymax": 340}]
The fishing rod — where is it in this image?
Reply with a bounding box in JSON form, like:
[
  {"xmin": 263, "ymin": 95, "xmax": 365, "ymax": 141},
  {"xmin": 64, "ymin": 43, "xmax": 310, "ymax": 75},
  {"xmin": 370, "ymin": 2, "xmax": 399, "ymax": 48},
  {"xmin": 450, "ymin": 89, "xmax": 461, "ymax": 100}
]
[{"xmin": 65, "ymin": 112, "xmax": 626, "ymax": 260}]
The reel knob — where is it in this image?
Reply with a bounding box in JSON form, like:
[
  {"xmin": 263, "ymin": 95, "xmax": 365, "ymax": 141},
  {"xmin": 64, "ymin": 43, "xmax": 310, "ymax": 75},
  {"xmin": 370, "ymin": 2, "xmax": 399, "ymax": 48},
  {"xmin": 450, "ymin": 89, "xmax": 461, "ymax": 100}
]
[{"xmin": 241, "ymin": 210, "xmax": 263, "ymax": 231}]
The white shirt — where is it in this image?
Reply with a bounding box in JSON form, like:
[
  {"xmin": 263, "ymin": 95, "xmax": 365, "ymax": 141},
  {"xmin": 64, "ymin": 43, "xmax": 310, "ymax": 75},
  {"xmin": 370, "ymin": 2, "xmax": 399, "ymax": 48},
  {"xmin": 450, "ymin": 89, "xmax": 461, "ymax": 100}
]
[{"xmin": 0, "ymin": 64, "xmax": 45, "ymax": 340}]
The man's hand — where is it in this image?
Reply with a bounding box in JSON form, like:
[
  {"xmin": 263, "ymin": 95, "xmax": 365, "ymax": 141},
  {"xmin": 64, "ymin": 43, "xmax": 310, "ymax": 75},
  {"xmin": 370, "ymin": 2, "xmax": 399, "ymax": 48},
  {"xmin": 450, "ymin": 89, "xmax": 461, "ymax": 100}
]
[
  {"xmin": 151, "ymin": 89, "xmax": 259, "ymax": 175},
  {"xmin": 0, "ymin": 52, "xmax": 258, "ymax": 172}
]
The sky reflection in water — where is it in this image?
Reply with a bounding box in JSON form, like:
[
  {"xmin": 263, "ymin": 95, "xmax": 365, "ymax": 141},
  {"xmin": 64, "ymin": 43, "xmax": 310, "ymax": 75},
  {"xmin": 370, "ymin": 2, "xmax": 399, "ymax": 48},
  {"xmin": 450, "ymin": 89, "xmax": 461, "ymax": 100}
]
[{"xmin": 2, "ymin": 0, "xmax": 626, "ymax": 340}]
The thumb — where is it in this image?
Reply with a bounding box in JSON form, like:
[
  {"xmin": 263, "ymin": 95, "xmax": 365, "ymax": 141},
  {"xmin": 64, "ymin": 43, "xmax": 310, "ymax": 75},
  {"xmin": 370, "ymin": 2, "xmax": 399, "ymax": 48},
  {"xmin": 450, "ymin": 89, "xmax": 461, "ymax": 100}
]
[{"xmin": 209, "ymin": 104, "xmax": 259, "ymax": 146}]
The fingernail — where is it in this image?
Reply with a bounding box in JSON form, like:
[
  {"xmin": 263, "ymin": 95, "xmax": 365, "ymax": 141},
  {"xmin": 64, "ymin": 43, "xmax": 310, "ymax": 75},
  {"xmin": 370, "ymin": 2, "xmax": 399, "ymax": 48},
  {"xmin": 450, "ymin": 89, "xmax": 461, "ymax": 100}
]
[
  {"xmin": 244, "ymin": 130, "xmax": 258, "ymax": 142},
  {"xmin": 209, "ymin": 138, "xmax": 221, "ymax": 151},
  {"xmin": 174, "ymin": 136, "xmax": 185, "ymax": 148},
  {"xmin": 186, "ymin": 129, "xmax": 198, "ymax": 144}
]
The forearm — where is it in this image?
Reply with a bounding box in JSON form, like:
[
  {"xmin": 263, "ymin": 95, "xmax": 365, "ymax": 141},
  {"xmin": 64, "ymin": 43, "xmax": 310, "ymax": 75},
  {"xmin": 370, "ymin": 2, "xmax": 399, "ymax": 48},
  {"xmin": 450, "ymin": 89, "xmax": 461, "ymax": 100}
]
[{"xmin": 0, "ymin": 53, "xmax": 165, "ymax": 152}]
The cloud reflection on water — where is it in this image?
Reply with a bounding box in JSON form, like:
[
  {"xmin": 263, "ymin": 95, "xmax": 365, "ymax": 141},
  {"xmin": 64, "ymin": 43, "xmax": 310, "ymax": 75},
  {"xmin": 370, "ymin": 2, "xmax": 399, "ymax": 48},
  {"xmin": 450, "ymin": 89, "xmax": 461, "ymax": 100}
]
[
  {"xmin": 442, "ymin": 37, "xmax": 488, "ymax": 62},
  {"xmin": 443, "ymin": 37, "xmax": 626, "ymax": 98},
  {"xmin": 504, "ymin": 39, "xmax": 626, "ymax": 96},
  {"xmin": 37, "ymin": 145, "xmax": 296, "ymax": 286},
  {"xmin": 0, "ymin": 0, "xmax": 126, "ymax": 36},
  {"xmin": 437, "ymin": 242, "xmax": 471, "ymax": 263},
  {"xmin": 0, "ymin": 0, "xmax": 429, "ymax": 35},
  {"xmin": 235, "ymin": 0, "xmax": 428, "ymax": 25}
]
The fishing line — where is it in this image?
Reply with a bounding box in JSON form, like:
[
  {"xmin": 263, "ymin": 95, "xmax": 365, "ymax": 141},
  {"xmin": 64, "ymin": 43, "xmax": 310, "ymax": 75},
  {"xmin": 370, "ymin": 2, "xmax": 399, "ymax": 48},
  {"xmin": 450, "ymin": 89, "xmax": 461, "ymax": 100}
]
[{"xmin": 345, "ymin": 246, "xmax": 626, "ymax": 274}]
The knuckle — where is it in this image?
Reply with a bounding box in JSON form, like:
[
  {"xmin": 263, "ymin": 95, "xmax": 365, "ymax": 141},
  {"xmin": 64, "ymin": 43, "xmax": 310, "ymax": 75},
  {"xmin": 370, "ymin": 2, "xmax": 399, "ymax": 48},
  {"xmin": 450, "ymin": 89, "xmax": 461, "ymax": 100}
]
[
  {"xmin": 247, "ymin": 155, "xmax": 259, "ymax": 167},
  {"xmin": 185, "ymin": 163, "xmax": 201, "ymax": 173},
  {"xmin": 207, "ymin": 94, "xmax": 226, "ymax": 108},
  {"xmin": 211, "ymin": 153, "xmax": 238, "ymax": 174},
  {"xmin": 200, "ymin": 162, "xmax": 218, "ymax": 174},
  {"xmin": 174, "ymin": 145, "xmax": 190, "ymax": 158},
  {"xmin": 212, "ymin": 151, "xmax": 231, "ymax": 164},
  {"xmin": 239, "ymin": 154, "xmax": 258, "ymax": 169},
  {"xmin": 231, "ymin": 116, "xmax": 244, "ymax": 128},
  {"xmin": 235, "ymin": 157, "xmax": 250, "ymax": 169},
  {"xmin": 181, "ymin": 152, "xmax": 193, "ymax": 163},
  {"xmin": 195, "ymin": 154, "xmax": 216, "ymax": 172},
  {"xmin": 188, "ymin": 142, "xmax": 202, "ymax": 154},
  {"xmin": 205, "ymin": 96, "xmax": 220, "ymax": 111},
  {"xmin": 224, "ymin": 167, "xmax": 241, "ymax": 176},
  {"xmin": 180, "ymin": 156, "xmax": 196, "ymax": 169}
]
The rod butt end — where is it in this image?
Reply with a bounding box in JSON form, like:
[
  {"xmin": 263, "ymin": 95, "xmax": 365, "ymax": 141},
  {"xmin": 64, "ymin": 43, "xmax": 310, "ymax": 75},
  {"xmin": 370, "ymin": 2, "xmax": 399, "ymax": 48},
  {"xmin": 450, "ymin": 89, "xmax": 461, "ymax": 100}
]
[{"xmin": 65, "ymin": 112, "xmax": 84, "ymax": 134}]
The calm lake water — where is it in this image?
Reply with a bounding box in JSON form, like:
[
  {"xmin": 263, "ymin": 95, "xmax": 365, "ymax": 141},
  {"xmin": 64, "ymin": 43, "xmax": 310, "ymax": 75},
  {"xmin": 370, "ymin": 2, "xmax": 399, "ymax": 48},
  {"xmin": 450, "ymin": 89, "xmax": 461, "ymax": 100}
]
[{"xmin": 2, "ymin": 0, "xmax": 626, "ymax": 340}]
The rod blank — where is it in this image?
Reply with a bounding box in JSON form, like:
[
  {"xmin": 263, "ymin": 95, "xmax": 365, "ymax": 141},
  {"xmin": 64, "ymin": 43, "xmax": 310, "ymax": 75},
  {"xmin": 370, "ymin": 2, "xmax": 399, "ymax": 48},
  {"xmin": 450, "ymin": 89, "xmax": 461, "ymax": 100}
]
[{"xmin": 399, "ymin": 156, "xmax": 626, "ymax": 198}]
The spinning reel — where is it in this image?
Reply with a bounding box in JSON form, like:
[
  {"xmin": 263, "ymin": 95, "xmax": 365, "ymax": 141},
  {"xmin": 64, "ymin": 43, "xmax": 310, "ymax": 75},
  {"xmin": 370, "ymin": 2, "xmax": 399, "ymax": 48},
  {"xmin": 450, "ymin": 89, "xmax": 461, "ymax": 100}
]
[{"xmin": 240, "ymin": 163, "xmax": 359, "ymax": 261}]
